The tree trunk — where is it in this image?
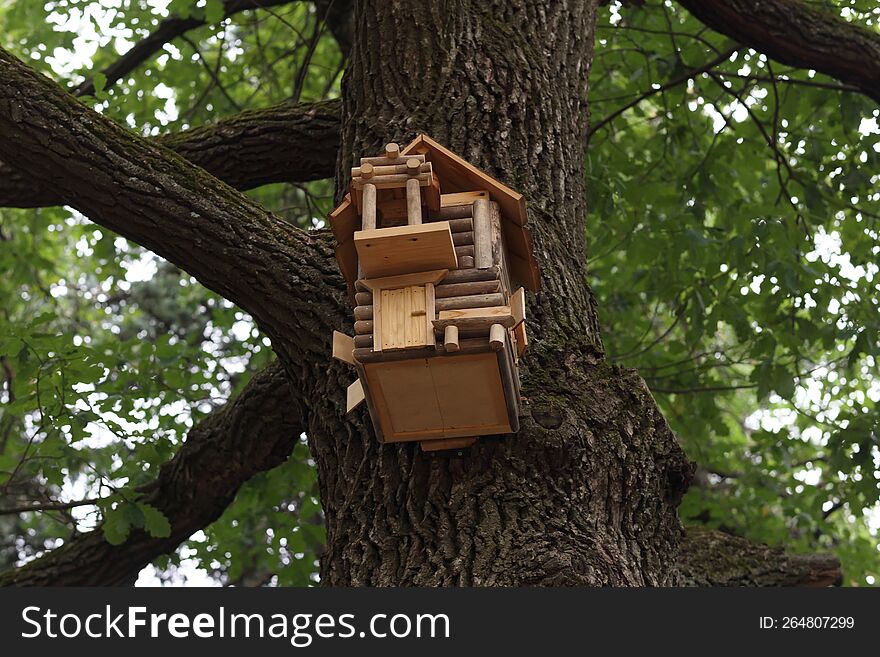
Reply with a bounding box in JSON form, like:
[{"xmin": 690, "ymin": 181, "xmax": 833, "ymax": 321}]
[{"xmin": 309, "ymin": 0, "xmax": 693, "ymax": 586}]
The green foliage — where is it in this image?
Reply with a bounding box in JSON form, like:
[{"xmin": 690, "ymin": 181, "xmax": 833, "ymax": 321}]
[
  {"xmin": 1, "ymin": 0, "xmax": 878, "ymax": 587},
  {"xmin": 589, "ymin": 1, "xmax": 880, "ymax": 585},
  {"xmin": 0, "ymin": 0, "xmax": 340, "ymax": 583}
]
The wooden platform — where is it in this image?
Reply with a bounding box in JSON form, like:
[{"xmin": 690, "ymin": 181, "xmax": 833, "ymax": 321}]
[{"xmin": 354, "ymin": 222, "xmax": 457, "ymax": 278}]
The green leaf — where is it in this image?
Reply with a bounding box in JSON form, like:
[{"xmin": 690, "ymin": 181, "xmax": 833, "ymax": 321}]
[
  {"xmin": 204, "ymin": 0, "xmax": 226, "ymax": 24},
  {"xmin": 139, "ymin": 503, "xmax": 172, "ymax": 538}
]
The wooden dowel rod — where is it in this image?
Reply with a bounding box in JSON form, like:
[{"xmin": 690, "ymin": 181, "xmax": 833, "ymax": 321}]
[
  {"xmin": 385, "ymin": 142, "xmax": 400, "ymax": 159},
  {"xmin": 352, "ymin": 161, "xmax": 432, "ymax": 178},
  {"xmin": 436, "ymin": 326, "xmax": 492, "ymax": 339},
  {"xmin": 436, "ymin": 280, "xmax": 501, "ymax": 298},
  {"xmin": 442, "ymin": 265, "xmax": 500, "ymax": 284},
  {"xmin": 406, "ymin": 177, "xmax": 422, "ymax": 225},
  {"xmin": 447, "ymin": 218, "xmax": 474, "ymax": 233},
  {"xmin": 435, "ymin": 292, "xmax": 505, "ymax": 311},
  {"xmin": 431, "ymin": 205, "xmax": 473, "ymax": 220},
  {"xmin": 353, "ymin": 334, "xmax": 373, "ymax": 348},
  {"xmin": 456, "ymin": 255, "xmax": 475, "ymax": 269},
  {"xmin": 455, "ymin": 244, "xmax": 475, "ymax": 259},
  {"xmin": 489, "ymin": 323, "xmax": 505, "ymax": 351},
  {"xmin": 452, "ymin": 231, "xmax": 474, "ymax": 246},
  {"xmin": 352, "ymin": 172, "xmax": 431, "ymax": 190},
  {"xmin": 362, "ymin": 183, "xmax": 377, "ymax": 231},
  {"xmin": 473, "ymin": 198, "xmax": 492, "ymax": 269},
  {"xmin": 354, "ymin": 320, "xmax": 373, "ymax": 335},
  {"xmin": 353, "ymin": 279, "xmax": 501, "ymax": 306},
  {"xmin": 444, "ymin": 325, "xmax": 460, "ymax": 352},
  {"xmin": 354, "ymin": 305, "xmax": 373, "ymax": 321},
  {"xmin": 359, "ymin": 153, "xmax": 425, "ymax": 167}
]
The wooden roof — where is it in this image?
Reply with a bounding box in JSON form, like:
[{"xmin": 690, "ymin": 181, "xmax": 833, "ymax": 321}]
[{"xmin": 329, "ymin": 134, "xmax": 541, "ymax": 293}]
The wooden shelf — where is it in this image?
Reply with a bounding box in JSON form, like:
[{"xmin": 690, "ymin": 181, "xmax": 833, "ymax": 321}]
[{"xmin": 354, "ymin": 222, "xmax": 457, "ymax": 278}]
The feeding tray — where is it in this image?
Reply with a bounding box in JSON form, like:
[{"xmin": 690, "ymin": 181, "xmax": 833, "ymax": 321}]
[{"xmin": 360, "ymin": 352, "xmax": 515, "ymax": 442}]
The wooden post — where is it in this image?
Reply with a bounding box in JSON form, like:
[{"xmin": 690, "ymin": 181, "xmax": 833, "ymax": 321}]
[
  {"xmin": 473, "ymin": 198, "xmax": 492, "ymax": 269},
  {"xmin": 489, "ymin": 323, "xmax": 505, "ymax": 350},
  {"xmin": 406, "ymin": 177, "xmax": 422, "ymax": 225},
  {"xmin": 385, "ymin": 142, "xmax": 400, "ymax": 159},
  {"xmin": 444, "ymin": 325, "xmax": 460, "ymax": 352},
  {"xmin": 362, "ymin": 181, "xmax": 377, "ymax": 231}
]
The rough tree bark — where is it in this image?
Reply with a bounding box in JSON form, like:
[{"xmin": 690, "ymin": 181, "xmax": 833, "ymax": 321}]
[
  {"xmin": 305, "ymin": 0, "xmax": 693, "ymax": 586},
  {"xmin": 0, "ymin": 99, "xmax": 339, "ymax": 208}
]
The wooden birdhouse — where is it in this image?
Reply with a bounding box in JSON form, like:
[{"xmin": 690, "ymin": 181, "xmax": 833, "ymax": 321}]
[{"xmin": 329, "ymin": 135, "xmax": 540, "ymax": 451}]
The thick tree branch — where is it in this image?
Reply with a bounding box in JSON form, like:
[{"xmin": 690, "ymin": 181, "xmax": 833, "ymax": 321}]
[
  {"xmin": 0, "ymin": 99, "xmax": 340, "ymax": 208},
  {"xmin": 73, "ymin": 0, "xmax": 298, "ymax": 98},
  {"xmin": 677, "ymin": 0, "xmax": 880, "ymax": 104},
  {"xmin": 0, "ymin": 362, "xmax": 304, "ymax": 587},
  {"xmin": 0, "ymin": 47, "xmax": 346, "ymax": 358},
  {"xmin": 676, "ymin": 526, "xmax": 842, "ymax": 587}
]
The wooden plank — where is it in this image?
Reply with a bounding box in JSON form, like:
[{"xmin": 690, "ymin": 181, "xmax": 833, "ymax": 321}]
[
  {"xmin": 456, "ymin": 256, "xmax": 475, "ymax": 269},
  {"xmin": 359, "ymin": 269, "xmax": 448, "ymax": 292},
  {"xmin": 510, "ymin": 287, "xmax": 526, "ymax": 327},
  {"xmin": 424, "ymin": 173, "xmax": 442, "ymax": 212},
  {"xmin": 420, "ymin": 437, "xmax": 477, "ymax": 451},
  {"xmin": 332, "ymin": 331, "xmax": 355, "ymax": 365},
  {"xmin": 435, "ymin": 292, "xmax": 505, "ymax": 311},
  {"xmin": 433, "ymin": 306, "xmax": 516, "ymax": 331},
  {"xmin": 496, "ymin": 342, "xmax": 521, "ymax": 432},
  {"xmin": 514, "ymin": 321, "xmax": 527, "ymax": 358},
  {"xmin": 346, "ymin": 378, "xmax": 365, "ymax": 413},
  {"xmin": 328, "ymin": 193, "xmax": 358, "ymax": 243},
  {"xmin": 365, "ymin": 359, "xmax": 443, "ymax": 436},
  {"xmin": 334, "ymin": 239, "xmax": 358, "ymax": 287},
  {"xmin": 473, "ymin": 198, "xmax": 493, "ymax": 269},
  {"xmin": 372, "ymin": 284, "xmax": 382, "ymax": 351},
  {"xmin": 401, "ymin": 134, "xmax": 527, "ymax": 225},
  {"xmin": 436, "ymin": 280, "xmax": 501, "ymax": 298},
  {"xmin": 429, "ymin": 352, "xmax": 512, "ymax": 436},
  {"xmin": 355, "ymin": 223, "xmax": 457, "ymax": 278},
  {"xmin": 441, "ymin": 191, "xmax": 488, "ymax": 207},
  {"xmin": 425, "ymin": 282, "xmax": 436, "ymax": 350},
  {"xmin": 354, "ymin": 337, "xmax": 493, "ymax": 363}
]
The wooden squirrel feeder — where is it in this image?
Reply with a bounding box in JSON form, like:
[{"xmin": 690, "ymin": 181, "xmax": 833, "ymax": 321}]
[{"xmin": 330, "ymin": 135, "xmax": 540, "ymax": 451}]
